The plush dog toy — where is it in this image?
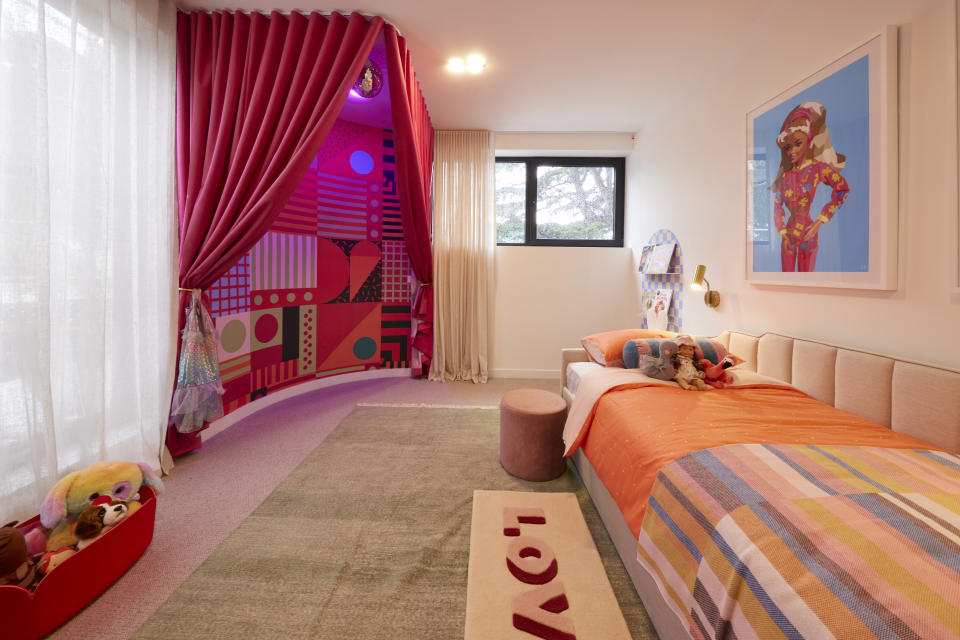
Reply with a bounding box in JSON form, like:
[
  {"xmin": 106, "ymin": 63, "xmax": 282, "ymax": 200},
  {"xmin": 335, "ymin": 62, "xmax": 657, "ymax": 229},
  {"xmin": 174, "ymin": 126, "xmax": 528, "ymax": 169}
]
[
  {"xmin": 0, "ymin": 526, "xmax": 38, "ymax": 589},
  {"xmin": 74, "ymin": 500, "xmax": 129, "ymax": 550},
  {"xmin": 40, "ymin": 461, "xmax": 163, "ymax": 551}
]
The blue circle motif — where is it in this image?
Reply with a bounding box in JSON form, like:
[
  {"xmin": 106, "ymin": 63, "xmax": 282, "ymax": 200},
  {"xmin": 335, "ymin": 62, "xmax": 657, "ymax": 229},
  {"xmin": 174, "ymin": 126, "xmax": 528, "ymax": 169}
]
[
  {"xmin": 349, "ymin": 150, "xmax": 374, "ymax": 175},
  {"xmin": 353, "ymin": 336, "xmax": 377, "ymax": 359}
]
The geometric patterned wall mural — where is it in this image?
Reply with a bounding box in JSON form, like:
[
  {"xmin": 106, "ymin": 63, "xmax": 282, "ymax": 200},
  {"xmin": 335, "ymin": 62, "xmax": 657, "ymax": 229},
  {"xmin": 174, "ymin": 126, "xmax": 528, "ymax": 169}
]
[{"xmin": 209, "ymin": 119, "xmax": 412, "ymax": 416}]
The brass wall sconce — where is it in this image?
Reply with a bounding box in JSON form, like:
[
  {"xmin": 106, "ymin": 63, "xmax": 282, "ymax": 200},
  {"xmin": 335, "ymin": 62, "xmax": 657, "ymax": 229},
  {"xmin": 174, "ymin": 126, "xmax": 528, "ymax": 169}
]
[{"xmin": 691, "ymin": 264, "xmax": 720, "ymax": 308}]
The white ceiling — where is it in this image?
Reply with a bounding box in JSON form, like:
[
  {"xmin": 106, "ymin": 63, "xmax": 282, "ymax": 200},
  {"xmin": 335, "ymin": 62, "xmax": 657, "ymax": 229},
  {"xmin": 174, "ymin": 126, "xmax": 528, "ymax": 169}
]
[{"xmin": 175, "ymin": 0, "xmax": 779, "ymax": 132}]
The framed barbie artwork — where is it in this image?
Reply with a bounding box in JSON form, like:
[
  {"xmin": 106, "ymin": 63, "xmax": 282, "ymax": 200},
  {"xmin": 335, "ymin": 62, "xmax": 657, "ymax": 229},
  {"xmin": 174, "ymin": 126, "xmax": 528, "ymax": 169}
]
[
  {"xmin": 746, "ymin": 27, "xmax": 898, "ymax": 289},
  {"xmin": 956, "ymin": 1, "xmax": 960, "ymax": 293}
]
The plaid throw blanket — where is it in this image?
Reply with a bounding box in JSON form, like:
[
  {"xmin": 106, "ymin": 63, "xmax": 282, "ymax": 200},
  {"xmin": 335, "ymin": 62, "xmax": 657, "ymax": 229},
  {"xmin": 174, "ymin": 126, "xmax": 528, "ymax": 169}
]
[{"xmin": 637, "ymin": 444, "xmax": 960, "ymax": 640}]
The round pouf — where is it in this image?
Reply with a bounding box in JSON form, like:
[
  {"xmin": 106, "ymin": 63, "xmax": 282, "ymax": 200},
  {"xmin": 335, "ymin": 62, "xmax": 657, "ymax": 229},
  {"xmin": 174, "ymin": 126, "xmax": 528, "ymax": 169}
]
[{"xmin": 499, "ymin": 389, "xmax": 569, "ymax": 481}]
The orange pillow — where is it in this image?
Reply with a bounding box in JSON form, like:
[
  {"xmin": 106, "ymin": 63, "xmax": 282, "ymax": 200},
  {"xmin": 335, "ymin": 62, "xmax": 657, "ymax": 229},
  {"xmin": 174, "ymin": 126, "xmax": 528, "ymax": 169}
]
[{"xmin": 581, "ymin": 329, "xmax": 678, "ymax": 367}]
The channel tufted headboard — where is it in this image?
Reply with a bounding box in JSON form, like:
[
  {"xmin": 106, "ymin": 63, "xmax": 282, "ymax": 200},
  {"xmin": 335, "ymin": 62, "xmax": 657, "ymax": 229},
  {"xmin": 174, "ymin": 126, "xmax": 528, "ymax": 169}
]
[{"xmin": 561, "ymin": 330, "xmax": 960, "ymax": 452}]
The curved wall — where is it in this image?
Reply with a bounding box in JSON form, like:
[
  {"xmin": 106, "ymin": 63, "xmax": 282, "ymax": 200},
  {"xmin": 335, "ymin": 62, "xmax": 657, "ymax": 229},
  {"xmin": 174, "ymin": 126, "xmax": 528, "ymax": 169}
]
[{"xmin": 208, "ymin": 118, "xmax": 413, "ymax": 416}]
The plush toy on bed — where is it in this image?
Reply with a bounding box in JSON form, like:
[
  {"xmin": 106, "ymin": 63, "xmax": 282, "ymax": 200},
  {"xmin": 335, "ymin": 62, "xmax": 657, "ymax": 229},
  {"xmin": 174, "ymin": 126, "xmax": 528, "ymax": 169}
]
[
  {"xmin": 40, "ymin": 461, "xmax": 163, "ymax": 551},
  {"xmin": 700, "ymin": 356, "xmax": 737, "ymax": 389},
  {"xmin": 672, "ymin": 335, "xmax": 711, "ymax": 391},
  {"xmin": 639, "ymin": 340, "xmax": 678, "ymax": 381}
]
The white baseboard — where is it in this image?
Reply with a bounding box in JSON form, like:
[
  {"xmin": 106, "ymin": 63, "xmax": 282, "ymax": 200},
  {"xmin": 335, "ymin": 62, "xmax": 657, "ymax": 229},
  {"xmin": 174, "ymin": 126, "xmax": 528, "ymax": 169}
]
[
  {"xmin": 202, "ymin": 368, "xmax": 411, "ymax": 441},
  {"xmin": 489, "ymin": 368, "xmax": 560, "ymax": 379}
]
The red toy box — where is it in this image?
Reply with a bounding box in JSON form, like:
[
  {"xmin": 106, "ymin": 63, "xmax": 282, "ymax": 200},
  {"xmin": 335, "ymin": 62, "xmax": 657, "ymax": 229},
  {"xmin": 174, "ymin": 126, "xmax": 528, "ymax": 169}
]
[{"xmin": 0, "ymin": 486, "xmax": 157, "ymax": 640}]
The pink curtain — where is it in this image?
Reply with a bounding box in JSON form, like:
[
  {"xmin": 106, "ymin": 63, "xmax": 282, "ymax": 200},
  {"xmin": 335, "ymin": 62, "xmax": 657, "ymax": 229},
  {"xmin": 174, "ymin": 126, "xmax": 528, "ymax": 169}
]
[
  {"xmin": 384, "ymin": 26, "xmax": 435, "ymax": 377},
  {"xmin": 170, "ymin": 10, "xmax": 382, "ymax": 457}
]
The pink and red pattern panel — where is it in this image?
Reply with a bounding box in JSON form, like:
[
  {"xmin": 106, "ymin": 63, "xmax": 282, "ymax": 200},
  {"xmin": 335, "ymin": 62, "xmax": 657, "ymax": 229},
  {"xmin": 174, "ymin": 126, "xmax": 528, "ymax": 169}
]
[{"xmin": 207, "ymin": 119, "xmax": 412, "ymax": 416}]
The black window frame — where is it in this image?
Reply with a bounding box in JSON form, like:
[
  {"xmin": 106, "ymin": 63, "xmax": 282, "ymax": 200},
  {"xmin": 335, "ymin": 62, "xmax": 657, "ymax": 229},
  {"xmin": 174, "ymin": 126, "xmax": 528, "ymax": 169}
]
[{"xmin": 495, "ymin": 156, "xmax": 625, "ymax": 247}]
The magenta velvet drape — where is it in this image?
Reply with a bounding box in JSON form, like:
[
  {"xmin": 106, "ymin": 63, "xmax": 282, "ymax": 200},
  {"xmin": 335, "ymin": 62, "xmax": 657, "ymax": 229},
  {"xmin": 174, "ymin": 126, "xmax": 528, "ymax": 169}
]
[
  {"xmin": 384, "ymin": 26, "xmax": 435, "ymax": 377},
  {"xmin": 169, "ymin": 10, "xmax": 382, "ymax": 457}
]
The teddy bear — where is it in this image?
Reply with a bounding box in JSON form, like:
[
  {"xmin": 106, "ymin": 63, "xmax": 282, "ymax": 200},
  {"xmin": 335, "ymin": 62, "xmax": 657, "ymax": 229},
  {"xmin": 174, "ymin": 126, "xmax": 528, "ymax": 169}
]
[
  {"xmin": 40, "ymin": 461, "xmax": 163, "ymax": 551},
  {"xmin": 0, "ymin": 526, "xmax": 38, "ymax": 590}
]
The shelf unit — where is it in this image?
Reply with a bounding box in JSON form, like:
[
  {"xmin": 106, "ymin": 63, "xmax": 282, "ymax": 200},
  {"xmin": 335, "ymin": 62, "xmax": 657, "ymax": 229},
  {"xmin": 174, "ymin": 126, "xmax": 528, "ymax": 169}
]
[{"xmin": 639, "ymin": 229, "xmax": 683, "ymax": 332}]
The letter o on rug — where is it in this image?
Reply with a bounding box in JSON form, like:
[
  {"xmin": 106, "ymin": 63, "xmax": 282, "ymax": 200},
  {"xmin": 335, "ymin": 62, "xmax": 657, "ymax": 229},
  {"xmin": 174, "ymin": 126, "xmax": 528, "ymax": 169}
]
[
  {"xmin": 499, "ymin": 389, "xmax": 568, "ymax": 481},
  {"xmin": 505, "ymin": 535, "xmax": 559, "ymax": 585}
]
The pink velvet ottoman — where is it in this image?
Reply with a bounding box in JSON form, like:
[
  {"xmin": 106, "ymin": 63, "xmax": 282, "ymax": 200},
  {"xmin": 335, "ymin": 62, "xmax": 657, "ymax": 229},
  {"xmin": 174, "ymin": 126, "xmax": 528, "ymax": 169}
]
[{"xmin": 499, "ymin": 388, "xmax": 569, "ymax": 481}]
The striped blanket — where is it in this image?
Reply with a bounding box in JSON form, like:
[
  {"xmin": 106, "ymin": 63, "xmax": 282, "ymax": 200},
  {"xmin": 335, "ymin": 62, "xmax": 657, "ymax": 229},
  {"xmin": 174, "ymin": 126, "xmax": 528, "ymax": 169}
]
[{"xmin": 637, "ymin": 444, "xmax": 960, "ymax": 640}]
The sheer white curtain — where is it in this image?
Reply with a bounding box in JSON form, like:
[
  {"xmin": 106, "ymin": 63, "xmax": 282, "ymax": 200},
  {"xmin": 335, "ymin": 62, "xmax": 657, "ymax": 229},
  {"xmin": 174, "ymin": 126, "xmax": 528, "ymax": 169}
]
[
  {"xmin": 430, "ymin": 130, "xmax": 495, "ymax": 383},
  {"xmin": 0, "ymin": 0, "xmax": 177, "ymax": 525}
]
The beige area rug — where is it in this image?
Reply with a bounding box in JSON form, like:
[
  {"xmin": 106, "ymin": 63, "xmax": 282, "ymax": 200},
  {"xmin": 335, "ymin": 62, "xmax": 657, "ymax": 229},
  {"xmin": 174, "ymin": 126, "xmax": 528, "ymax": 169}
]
[
  {"xmin": 132, "ymin": 406, "xmax": 653, "ymax": 639},
  {"xmin": 466, "ymin": 490, "xmax": 631, "ymax": 640}
]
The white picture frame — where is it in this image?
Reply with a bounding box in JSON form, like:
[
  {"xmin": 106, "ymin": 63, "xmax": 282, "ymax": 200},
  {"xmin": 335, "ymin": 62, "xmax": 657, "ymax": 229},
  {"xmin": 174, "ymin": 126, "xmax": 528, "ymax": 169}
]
[{"xmin": 746, "ymin": 27, "xmax": 898, "ymax": 290}]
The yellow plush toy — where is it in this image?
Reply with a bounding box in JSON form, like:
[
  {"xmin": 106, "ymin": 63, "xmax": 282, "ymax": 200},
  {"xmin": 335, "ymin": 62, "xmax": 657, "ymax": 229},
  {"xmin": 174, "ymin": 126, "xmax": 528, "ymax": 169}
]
[{"xmin": 40, "ymin": 461, "xmax": 164, "ymax": 551}]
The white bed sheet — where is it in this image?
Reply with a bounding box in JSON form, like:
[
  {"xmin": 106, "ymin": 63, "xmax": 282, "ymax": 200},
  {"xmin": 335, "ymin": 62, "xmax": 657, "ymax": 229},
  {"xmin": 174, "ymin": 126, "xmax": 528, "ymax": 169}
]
[{"xmin": 565, "ymin": 360, "xmax": 602, "ymax": 396}]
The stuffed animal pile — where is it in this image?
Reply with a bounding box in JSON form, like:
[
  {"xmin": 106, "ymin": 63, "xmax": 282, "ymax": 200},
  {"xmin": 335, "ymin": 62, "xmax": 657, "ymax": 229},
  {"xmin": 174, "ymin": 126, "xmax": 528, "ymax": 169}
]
[{"xmin": 1, "ymin": 460, "xmax": 163, "ymax": 592}]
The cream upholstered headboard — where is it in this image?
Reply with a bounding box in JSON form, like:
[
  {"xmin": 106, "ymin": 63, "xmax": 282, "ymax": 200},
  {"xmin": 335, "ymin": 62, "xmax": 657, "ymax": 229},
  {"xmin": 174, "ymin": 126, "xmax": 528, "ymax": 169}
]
[
  {"xmin": 716, "ymin": 331, "xmax": 960, "ymax": 452},
  {"xmin": 560, "ymin": 331, "xmax": 960, "ymax": 453}
]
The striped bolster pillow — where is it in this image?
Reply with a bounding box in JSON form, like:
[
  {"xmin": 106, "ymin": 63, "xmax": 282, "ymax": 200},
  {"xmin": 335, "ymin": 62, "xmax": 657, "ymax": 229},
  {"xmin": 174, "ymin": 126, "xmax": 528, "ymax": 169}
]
[{"xmin": 623, "ymin": 337, "xmax": 729, "ymax": 369}]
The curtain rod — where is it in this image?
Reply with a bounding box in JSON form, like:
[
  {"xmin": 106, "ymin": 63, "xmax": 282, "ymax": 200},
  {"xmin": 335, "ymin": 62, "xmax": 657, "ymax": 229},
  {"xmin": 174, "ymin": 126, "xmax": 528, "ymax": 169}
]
[{"xmin": 182, "ymin": 7, "xmax": 403, "ymax": 36}]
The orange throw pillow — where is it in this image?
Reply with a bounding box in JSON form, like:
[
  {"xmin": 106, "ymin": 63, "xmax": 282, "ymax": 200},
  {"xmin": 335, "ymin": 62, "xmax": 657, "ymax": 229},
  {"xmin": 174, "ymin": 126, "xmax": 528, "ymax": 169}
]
[{"xmin": 581, "ymin": 329, "xmax": 678, "ymax": 367}]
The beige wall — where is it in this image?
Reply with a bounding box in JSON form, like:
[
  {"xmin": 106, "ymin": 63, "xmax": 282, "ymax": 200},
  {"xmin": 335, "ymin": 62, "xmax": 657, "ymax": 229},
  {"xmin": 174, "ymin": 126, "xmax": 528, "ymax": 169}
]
[
  {"xmin": 490, "ymin": 133, "xmax": 637, "ymax": 376},
  {"xmin": 627, "ymin": 0, "xmax": 960, "ymax": 369},
  {"xmin": 491, "ymin": 0, "xmax": 960, "ymax": 375},
  {"xmin": 491, "ymin": 246, "xmax": 637, "ymax": 377}
]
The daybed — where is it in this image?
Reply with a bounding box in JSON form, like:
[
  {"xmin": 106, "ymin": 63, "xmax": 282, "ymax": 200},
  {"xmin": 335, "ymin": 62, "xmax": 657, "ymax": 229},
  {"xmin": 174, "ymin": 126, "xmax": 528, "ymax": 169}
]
[{"xmin": 561, "ymin": 330, "xmax": 960, "ymax": 640}]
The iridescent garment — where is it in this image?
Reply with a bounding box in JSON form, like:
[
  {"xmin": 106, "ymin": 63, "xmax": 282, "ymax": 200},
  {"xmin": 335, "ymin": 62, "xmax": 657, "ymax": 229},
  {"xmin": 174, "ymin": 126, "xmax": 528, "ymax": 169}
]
[{"xmin": 170, "ymin": 290, "xmax": 224, "ymax": 433}]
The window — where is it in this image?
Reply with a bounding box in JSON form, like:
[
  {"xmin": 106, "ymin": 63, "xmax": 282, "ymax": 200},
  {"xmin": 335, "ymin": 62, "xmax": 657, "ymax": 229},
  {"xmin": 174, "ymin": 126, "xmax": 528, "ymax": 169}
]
[{"xmin": 495, "ymin": 157, "xmax": 625, "ymax": 246}]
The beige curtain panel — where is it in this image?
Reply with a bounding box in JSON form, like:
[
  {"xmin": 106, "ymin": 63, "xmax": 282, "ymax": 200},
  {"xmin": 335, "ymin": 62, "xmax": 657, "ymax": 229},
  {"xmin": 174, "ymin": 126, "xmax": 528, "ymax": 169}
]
[{"xmin": 430, "ymin": 130, "xmax": 495, "ymax": 382}]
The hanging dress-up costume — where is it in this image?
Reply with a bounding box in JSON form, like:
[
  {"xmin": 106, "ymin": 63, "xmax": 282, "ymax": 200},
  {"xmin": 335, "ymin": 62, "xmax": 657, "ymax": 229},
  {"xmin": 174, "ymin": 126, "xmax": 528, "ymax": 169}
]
[{"xmin": 772, "ymin": 101, "xmax": 850, "ymax": 272}]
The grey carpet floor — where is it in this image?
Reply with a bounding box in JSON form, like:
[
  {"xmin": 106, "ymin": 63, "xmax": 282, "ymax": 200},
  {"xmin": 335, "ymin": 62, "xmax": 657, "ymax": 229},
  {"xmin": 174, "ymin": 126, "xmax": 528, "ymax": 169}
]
[{"xmin": 132, "ymin": 406, "xmax": 654, "ymax": 639}]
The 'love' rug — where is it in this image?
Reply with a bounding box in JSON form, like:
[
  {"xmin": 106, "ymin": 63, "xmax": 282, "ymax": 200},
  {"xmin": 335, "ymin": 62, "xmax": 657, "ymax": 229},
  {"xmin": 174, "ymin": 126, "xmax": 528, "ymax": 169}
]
[{"xmin": 465, "ymin": 490, "xmax": 631, "ymax": 640}]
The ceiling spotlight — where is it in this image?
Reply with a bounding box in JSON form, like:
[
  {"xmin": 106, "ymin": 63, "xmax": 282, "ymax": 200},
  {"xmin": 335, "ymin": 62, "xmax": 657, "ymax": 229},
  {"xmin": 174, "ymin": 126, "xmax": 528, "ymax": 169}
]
[
  {"xmin": 447, "ymin": 57, "xmax": 465, "ymax": 73},
  {"xmin": 465, "ymin": 55, "xmax": 486, "ymax": 73}
]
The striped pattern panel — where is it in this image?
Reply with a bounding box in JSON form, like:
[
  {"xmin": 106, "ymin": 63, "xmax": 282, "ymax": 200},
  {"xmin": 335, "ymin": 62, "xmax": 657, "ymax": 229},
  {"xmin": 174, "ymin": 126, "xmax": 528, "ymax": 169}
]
[
  {"xmin": 637, "ymin": 444, "xmax": 960, "ymax": 640},
  {"xmin": 274, "ymin": 174, "xmax": 322, "ymax": 235},
  {"xmin": 251, "ymin": 359, "xmax": 302, "ymax": 391},
  {"xmin": 219, "ymin": 353, "xmax": 250, "ymax": 384},
  {"xmin": 381, "ymin": 132, "xmax": 403, "ymax": 241},
  {"xmin": 250, "ymin": 233, "xmax": 316, "ymax": 291},
  {"xmin": 316, "ymin": 171, "xmax": 369, "ymax": 239},
  {"xmin": 381, "ymin": 304, "xmax": 410, "ymax": 368}
]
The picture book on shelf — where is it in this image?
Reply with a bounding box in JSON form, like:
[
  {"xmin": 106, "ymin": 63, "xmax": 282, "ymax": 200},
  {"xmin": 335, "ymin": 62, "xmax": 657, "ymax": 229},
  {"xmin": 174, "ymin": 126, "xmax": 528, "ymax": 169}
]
[
  {"xmin": 644, "ymin": 242, "xmax": 676, "ymax": 274},
  {"xmin": 645, "ymin": 288, "xmax": 673, "ymax": 330},
  {"xmin": 638, "ymin": 245, "xmax": 654, "ymax": 272}
]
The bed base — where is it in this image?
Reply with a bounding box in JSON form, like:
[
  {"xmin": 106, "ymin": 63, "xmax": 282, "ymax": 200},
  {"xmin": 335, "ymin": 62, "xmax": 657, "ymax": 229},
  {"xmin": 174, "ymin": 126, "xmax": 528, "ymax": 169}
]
[{"xmin": 569, "ymin": 449, "xmax": 688, "ymax": 640}]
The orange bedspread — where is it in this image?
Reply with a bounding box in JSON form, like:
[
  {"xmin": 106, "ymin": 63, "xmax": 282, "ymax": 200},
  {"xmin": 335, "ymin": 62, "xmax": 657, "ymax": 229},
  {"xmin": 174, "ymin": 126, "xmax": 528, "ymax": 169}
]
[{"xmin": 578, "ymin": 385, "xmax": 940, "ymax": 537}]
